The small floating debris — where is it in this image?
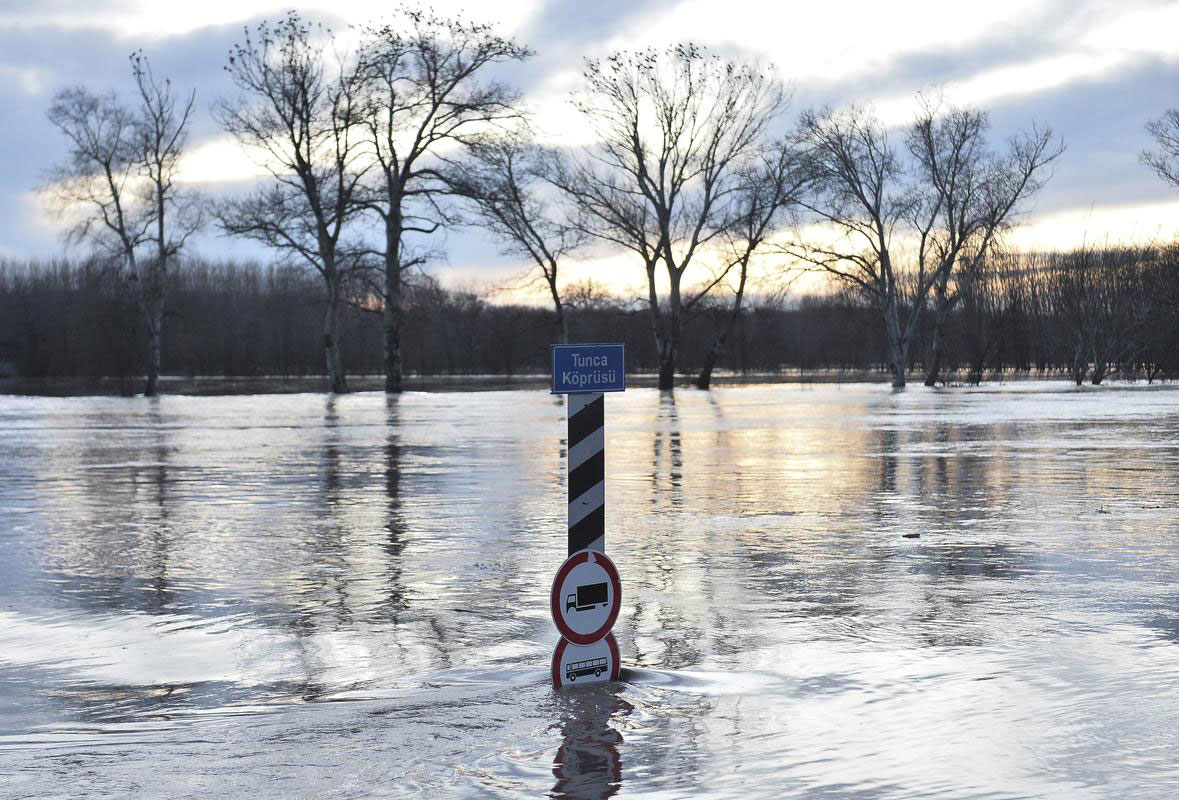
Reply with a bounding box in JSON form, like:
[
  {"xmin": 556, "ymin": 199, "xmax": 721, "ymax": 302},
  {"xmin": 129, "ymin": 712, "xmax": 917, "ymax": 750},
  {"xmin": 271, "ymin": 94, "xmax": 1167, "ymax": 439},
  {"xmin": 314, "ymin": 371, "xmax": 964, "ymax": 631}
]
[
  {"xmin": 902, "ymin": 533, "xmax": 921, "ymax": 539},
  {"xmin": 1096, "ymin": 505, "xmax": 1111, "ymax": 514}
]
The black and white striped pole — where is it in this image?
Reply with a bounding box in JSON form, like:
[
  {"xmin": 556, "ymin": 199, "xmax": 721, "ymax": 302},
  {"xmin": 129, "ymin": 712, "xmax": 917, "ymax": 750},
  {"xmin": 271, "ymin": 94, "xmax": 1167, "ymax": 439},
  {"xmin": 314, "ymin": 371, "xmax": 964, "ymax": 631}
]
[
  {"xmin": 549, "ymin": 344, "xmax": 625, "ymax": 689},
  {"xmin": 567, "ymin": 391, "xmax": 605, "ymax": 555}
]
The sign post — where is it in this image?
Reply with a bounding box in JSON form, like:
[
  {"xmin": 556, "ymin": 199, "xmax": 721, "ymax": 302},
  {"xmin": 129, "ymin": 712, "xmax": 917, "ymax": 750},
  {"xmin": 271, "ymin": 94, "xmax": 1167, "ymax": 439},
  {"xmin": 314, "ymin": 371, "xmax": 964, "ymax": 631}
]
[
  {"xmin": 550, "ymin": 344, "xmax": 626, "ymax": 688},
  {"xmin": 566, "ymin": 392, "xmax": 605, "ymax": 555}
]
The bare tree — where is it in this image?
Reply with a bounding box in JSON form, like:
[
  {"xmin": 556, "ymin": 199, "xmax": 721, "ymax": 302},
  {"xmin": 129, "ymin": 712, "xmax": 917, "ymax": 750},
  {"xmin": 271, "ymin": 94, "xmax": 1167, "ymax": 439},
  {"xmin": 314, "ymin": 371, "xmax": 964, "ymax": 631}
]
[
  {"xmin": 791, "ymin": 102, "xmax": 1060, "ymax": 388},
  {"xmin": 696, "ymin": 141, "xmax": 807, "ymax": 389},
  {"xmin": 214, "ymin": 13, "xmax": 367, "ymax": 393},
  {"xmin": 129, "ymin": 51, "xmax": 199, "ymax": 396},
  {"xmin": 1143, "ymin": 108, "xmax": 1179, "ymax": 189},
  {"xmin": 958, "ymin": 249, "xmax": 1018, "ymax": 385},
  {"xmin": 446, "ymin": 133, "xmax": 581, "ymax": 343},
  {"xmin": 556, "ymin": 45, "xmax": 787, "ymax": 390},
  {"xmin": 1045, "ymin": 246, "xmax": 1165, "ymax": 385},
  {"xmin": 45, "ymin": 63, "xmax": 198, "ymax": 397},
  {"xmin": 790, "ymin": 106, "xmax": 914, "ymax": 387},
  {"xmin": 909, "ymin": 100, "xmax": 1061, "ymax": 385},
  {"xmin": 354, "ymin": 11, "xmax": 531, "ymax": 392}
]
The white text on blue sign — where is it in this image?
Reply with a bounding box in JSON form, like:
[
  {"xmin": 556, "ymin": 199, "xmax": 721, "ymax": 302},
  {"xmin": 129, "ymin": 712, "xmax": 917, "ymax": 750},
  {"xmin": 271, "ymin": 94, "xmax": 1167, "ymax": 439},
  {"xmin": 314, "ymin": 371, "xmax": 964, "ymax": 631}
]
[{"xmin": 551, "ymin": 344, "xmax": 626, "ymax": 394}]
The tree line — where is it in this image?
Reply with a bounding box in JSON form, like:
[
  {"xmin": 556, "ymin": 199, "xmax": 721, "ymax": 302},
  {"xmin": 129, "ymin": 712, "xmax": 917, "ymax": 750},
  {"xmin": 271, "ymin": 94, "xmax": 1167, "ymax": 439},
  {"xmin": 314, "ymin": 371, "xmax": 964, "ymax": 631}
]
[
  {"xmin": 3, "ymin": 240, "xmax": 1177, "ymax": 388},
  {"xmin": 21, "ymin": 9, "xmax": 1179, "ymax": 394}
]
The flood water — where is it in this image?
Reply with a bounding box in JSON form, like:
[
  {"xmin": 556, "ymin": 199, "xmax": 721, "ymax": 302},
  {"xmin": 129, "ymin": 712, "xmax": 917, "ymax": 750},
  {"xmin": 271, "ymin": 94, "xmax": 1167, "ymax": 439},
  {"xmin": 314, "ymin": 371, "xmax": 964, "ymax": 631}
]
[{"xmin": 1, "ymin": 383, "xmax": 1178, "ymax": 799}]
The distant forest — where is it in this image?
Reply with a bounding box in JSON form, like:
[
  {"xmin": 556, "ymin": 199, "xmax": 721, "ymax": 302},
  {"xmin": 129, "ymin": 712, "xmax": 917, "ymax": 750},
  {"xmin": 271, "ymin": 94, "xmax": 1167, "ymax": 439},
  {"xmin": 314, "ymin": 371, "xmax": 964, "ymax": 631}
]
[{"xmin": 3, "ymin": 241, "xmax": 1177, "ymax": 391}]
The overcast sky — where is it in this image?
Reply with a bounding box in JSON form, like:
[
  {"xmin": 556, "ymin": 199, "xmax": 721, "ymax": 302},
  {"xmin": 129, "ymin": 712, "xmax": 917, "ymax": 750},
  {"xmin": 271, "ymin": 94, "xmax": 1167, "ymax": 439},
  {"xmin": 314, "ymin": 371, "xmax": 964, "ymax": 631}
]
[{"xmin": 2, "ymin": 0, "xmax": 1179, "ymax": 291}]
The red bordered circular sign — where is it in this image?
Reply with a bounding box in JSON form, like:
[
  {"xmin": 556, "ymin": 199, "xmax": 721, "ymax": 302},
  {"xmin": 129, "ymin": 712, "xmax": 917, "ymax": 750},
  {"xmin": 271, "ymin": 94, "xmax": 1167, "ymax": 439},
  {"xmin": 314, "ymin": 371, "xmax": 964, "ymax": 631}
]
[
  {"xmin": 551, "ymin": 632, "xmax": 622, "ymax": 689},
  {"xmin": 549, "ymin": 550, "xmax": 622, "ymax": 645}
]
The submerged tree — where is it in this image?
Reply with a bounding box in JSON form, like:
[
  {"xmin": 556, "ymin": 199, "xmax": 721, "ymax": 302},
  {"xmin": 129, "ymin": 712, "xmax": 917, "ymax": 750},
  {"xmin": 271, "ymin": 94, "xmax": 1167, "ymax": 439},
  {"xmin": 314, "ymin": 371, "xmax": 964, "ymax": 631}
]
[
  {"xmin": 214, "ymin": 13, "xmax": 367, "ymax": 393},
  {"xmin": 1039, "ymin": 246, "xmax": 1167, "ymax": 385},
  {"xmin": 354, "ymin": 11, "xmax": 531, "ymax": 392},
  {"xmin": 791, "ymin": 102, "xmax": 1060, "ymax": 388},
  {"xmin": 909, "ymin": 99, "xmax": 1061, "ymax": 386},
  {"xmin": 556, "ymin": 45, "xmax": 787, "ymax": 390},
  {"xmin": 790, "ymin": 107, "xmax": 912, "ymax": 387},
  {"xmin": 44, "ymin": 54, "xmax": 198, "ymax": 396}
]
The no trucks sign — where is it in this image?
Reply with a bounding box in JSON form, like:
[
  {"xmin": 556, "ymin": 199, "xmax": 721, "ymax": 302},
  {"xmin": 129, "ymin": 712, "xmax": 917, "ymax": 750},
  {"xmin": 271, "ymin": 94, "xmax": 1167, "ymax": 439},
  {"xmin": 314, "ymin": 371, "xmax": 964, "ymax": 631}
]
[{"xmin": 549, "ymin": 550, "xmax": 622, "ymax": 646}]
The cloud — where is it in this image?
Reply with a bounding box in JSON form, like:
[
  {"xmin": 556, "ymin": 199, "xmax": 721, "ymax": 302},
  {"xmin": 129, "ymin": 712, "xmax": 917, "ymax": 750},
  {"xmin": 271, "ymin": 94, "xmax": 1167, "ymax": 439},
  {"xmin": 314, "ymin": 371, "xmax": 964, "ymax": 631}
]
[
  {"xmin": 984, "ymin": 56, "xmax": 1179, "ymax": 217},
  {"xmin": 1008, "ymin": 200, "xmax": 1179, "ymax": 250},
  {"xmin": 0, "ymin": 0, "xmax": 542, "ymax": 40},
  {"xmin": 3, "ymin": 0, "xmax": 1179, "ymax": 280},
  {"xmin": 597, "ymin": 0, "xmax": 1068, "ymax": 84}
]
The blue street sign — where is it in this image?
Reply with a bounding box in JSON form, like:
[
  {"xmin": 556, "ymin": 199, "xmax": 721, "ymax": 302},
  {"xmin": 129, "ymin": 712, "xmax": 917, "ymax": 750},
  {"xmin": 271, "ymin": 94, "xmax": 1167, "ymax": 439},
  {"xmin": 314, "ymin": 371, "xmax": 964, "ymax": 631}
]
[{"xmin": 551, "ymin": 344, "xmax": 626, "ymax": 394}]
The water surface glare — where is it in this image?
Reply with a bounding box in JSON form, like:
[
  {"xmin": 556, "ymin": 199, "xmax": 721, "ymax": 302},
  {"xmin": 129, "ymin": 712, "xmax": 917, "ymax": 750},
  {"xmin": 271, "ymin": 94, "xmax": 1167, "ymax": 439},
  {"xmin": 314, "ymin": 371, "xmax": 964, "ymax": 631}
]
[{"xmin": 1, "ymin": 383, "xmax": 1178, "ymax": 798}]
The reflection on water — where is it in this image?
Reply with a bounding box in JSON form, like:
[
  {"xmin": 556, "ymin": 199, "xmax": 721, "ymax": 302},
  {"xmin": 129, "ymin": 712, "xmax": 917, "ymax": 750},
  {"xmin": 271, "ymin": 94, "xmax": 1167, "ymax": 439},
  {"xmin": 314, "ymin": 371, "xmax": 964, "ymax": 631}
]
[
  {"xmin": 2, "ymin": 384, "xmax": 1179, "ymax": 798},
  {"xmin": 552, "ymin": 687, "xmax": 627, "ymax": 800}
]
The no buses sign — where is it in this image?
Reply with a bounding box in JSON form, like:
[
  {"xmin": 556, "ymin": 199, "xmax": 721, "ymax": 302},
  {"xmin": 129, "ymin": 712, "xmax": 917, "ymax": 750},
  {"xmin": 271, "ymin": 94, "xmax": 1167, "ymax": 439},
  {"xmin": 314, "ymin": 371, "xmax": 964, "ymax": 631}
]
[{"xmin": 551, "ymin": 633, "xmax": 621, "ymax": 686}]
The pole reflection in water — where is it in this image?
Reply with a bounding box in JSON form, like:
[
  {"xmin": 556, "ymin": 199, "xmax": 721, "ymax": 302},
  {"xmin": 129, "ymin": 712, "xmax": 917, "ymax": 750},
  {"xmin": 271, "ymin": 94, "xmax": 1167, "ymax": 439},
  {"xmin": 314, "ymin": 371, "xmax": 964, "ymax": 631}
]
[{"xmin": 551, "ymin": 686, "xmax": 629, "ymax": 800}]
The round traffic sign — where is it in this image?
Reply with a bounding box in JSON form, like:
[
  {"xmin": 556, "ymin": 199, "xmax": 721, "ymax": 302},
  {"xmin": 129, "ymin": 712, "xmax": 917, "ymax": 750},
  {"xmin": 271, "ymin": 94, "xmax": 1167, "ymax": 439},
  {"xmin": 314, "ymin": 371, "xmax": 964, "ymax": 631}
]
[
  {"xmin": 549, "ymin": 550, "xmax": 621, "ymax": 646},
  {"xmin": 551, "ymin": 632, "xmax": 621, "ymax": 689}
]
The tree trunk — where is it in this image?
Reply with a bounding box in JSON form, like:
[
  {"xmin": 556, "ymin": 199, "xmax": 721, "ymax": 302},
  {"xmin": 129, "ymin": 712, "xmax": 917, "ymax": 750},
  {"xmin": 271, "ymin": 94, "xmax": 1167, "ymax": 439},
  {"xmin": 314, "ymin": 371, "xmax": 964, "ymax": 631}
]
[
  {"xmin": 644, "ymin": 260, "xmax": 677, "ymax": 391},
  {"xmin": 383, "ymin": 213, "xmax": 403, "ymax": 393},
  {"xmin": 883, "ymin": 295, "xmax": 908, "ymax": 388},
  {"xmin": 382, "ymin": 282, "xmax": 402, "ymax": 393},
  {"xmin": 657, "ymin": 343, "xmax": 676, "ymax": 390},
  {"xmin": 144, "ymin": 187, "xmax": 166, "ymax": 396},
  {"xmin": 697, "ymin": 259, "xmax": 749, "ymax": 390},
  {"xmin": 550, "ymin": 281, "xmax": 568, "ymax": 345},
  {"xmin": 324, "ymin": 287, "xmax": 347, "ymax": 394},
  {"xmin": 656, "ymin": 271, "xmax": 682, "ymax": 391},
  {"xmin": 1071, "ymin": 337, "xmax": 1087, "ymax": 386},
  {"xmin": 144, "ymin": 181, "xmax": 167, "ymax": 398},
  {"xmin": 654, "ymin": 311, "xmax": 678, "ymax": 390},
  {"xmin": 967, "ymin": 340, "xmax": 989, "ymax": 386},
  {"xmin": 1090, "ymin": 357, "xmax": 1108, "ymax": 386},
  {"xmin": 924, "ymin": 279, "xmax": 949, "ymax": 387},
  {"xmin": 144, "ymin": 285, "xmax": 163, "ymax": 397},
  {"xmin": 123, "ymin": 252, "xmax": 155, "ymax": 396},
  {"xmin": 889, "ymin": 339, "xmax": 908, "ymax": 388},
  {"xmin": 556, "ymin": 311, "xmax": 568, "ymax": 345},
  {"xmin": 696, "ymin": 342, "xmax": 721, "ymax": 390}
]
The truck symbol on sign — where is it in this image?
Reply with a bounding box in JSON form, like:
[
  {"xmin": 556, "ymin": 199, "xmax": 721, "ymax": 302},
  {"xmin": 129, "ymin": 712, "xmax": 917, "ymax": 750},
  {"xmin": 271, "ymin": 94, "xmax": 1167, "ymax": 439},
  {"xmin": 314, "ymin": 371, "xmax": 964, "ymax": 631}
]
[
  {"xmin": 566, "ymin": 582, "xmax": 608, "ymax": 612},
  {"xmin": 566, "ymin": 657, "xmax": 608, "ymax": 681}
]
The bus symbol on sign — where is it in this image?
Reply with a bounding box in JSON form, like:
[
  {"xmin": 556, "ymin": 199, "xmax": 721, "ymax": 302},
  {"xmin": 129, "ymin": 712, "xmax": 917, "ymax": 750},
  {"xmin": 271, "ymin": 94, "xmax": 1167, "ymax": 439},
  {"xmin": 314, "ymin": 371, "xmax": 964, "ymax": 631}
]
[
  {"xmin": 566, "ymin": 657, "xmax": 608, "ymax": 681},
  {"xmin": 551, "ymin": 633, "xmax": 621, "ymax": 689}
]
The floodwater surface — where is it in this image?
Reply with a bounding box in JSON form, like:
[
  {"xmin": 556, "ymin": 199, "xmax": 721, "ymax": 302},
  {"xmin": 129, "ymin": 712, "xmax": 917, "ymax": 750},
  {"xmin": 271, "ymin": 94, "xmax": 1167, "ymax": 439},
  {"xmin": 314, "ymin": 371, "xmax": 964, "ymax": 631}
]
[{"xmin": 1, "ymin": 383, "xmax": 1178, "ymax": 799}]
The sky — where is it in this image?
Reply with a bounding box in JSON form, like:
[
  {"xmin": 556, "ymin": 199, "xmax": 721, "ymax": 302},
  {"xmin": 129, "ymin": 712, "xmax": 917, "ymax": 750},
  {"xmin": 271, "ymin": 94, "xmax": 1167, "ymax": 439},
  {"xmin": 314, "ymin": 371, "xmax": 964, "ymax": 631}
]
[{"xmin": 2, "ymin": 0, "xmax": 1179, "ymax": 298}]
